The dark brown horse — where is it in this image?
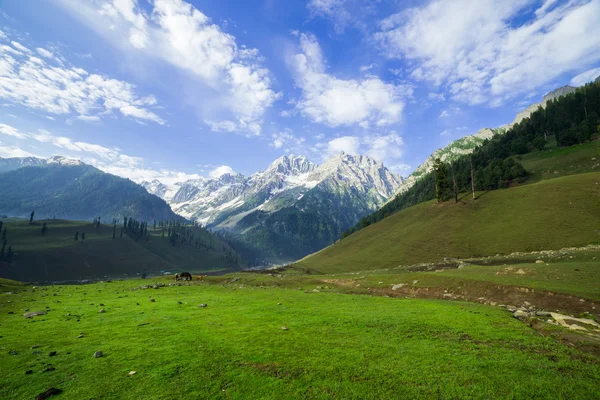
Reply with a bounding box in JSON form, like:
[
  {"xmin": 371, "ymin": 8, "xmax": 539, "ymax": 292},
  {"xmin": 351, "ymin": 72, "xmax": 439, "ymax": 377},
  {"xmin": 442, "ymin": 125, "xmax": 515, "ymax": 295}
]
[{"xmin": 177, "ymin": 272, "xmax": 193, "ymax": 281}]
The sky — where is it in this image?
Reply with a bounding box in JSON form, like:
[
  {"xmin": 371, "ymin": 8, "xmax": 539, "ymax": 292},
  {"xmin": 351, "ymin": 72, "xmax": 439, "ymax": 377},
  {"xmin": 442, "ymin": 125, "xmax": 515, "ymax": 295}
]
[{"xmin": 0, "ymin": 0, "xmax": 599, "ymax": 184}]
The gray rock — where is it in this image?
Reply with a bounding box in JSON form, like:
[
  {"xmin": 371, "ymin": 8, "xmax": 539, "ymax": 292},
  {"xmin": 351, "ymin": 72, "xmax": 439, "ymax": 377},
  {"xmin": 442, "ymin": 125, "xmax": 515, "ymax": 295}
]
[
  {"xmin": 281, "ymin": 326, "xmax": 289, "ymax": 331},
  {"xmin": 93, "ymin": 351, "xmax": 103, "ymax": 358},
  {"xmin": 199, "ymin": 304, "xmax": 207, "ymax": 307},
  {"xmin": 513, "ymin": 310, "xmax": 529, "ymax": 319},
  {"xmin": 392, "ymin": 284, "xmax": 406, "ymax": 290},
  {"xmin": 535, "ymin": 311, "xmax": 552, "ymax": 317},
  {"xmin": 98, "ymin": 309, "xmax": 106, "ymax": 313},
  {"xmin": 24, "ymin": 311, "xmax": 47, "ymax": 318},
  {"xmin": 535, "ymin": 260, "xmax": 544, "ymax": 264}
]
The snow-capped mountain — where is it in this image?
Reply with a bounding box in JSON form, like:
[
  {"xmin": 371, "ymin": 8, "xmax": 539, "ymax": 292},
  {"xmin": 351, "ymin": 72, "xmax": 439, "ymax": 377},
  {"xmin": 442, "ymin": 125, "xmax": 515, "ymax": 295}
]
[
  {"xmin": 153, "ymin": 154, "xmax": 401, "ymax": 227},
  {"xmin": 146, "ymin": 153, "xmax": 403, "ymax": 261},
  {"xmin": 0, "ymin": 155, "xmax": 84, "ymax": 173},
  {"xmin": 391, "ymin": 84, "xmax": 579, "ymax": 198},
  {"xmin": 139, "ymin": 179, "xmax": 181, "ymax": 201}
]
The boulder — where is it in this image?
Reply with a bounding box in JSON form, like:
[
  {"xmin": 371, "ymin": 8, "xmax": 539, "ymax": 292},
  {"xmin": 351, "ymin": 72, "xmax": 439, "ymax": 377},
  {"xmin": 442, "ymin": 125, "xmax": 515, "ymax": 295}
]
[
  {"xmin": 535, "ymin": 260, "xmax": 544, "ymax": 264},
  {"xmin": 513, "ymin": 310, "xmax": 529, "ymax": 319},
  {"xmin": 93, "ymin": 351, "xmax": 103, "ymax": 358}
]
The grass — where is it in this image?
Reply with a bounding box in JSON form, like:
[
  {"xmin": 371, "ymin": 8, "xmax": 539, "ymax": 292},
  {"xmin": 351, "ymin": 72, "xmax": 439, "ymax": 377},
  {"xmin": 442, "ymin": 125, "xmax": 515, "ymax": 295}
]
[
  {"xmin": 516, "ymin": 137, "xmax": 600, "ymax": 183},
  {"xmin": 297, "ymin": 173, "xmax": 600, "ymax": 274},
  {"xmin": 1, "ymin": 277, "xmax": 599, "ymax": 399},
  {"xmin": 0, "ymin": 219, "xmax": 241, "ymax": 282}
]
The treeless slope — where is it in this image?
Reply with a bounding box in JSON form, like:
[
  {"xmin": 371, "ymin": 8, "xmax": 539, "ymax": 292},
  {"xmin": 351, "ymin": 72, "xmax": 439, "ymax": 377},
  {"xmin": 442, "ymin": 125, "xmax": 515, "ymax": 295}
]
[{"xmin": 297, "ymin": 173, "xmax": 600, "ymax": 274}]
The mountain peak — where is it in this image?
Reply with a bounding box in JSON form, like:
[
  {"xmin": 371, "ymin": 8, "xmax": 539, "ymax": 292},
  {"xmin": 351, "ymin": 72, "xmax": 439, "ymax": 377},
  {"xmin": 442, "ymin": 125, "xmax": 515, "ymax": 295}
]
[
  {"xmin": 265, "ymin": 154, "xmax": 316, "ymax": 176},
  {"xmin": 46, "ymin": 156, "xmax": 85, "ymax": 166}
]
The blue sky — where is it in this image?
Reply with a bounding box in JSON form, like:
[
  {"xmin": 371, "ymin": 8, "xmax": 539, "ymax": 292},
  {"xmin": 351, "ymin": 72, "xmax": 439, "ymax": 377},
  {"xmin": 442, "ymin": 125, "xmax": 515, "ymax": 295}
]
[{"xmin": 0, "ymin": 0, "xmax": 599, "ymax": 183}]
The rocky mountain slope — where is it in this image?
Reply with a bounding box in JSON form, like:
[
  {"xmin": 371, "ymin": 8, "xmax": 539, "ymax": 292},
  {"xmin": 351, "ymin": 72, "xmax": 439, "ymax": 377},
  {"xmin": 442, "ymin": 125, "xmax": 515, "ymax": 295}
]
[
  {"xmin": 145, "ymin": 153, "xmax": 403, "ymax": 262},
  {"xmin": 392, "ymin": 85, "xmax": 579, "ymax": 197}
]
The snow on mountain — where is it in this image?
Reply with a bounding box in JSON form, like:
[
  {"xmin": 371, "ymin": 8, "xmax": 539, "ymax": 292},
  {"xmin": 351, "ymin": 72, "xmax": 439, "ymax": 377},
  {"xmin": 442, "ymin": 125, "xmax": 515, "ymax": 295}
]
[
  {"xmin": 45, "ymin": 155, "xmax": 85, "ymax": 166},
  {"xmin": 140, "ymin": 179, "xmax": 181, "ymax": 201},
  {"xmin": 0, "ymin": 155, "xmax": 84, "ymax": 173},
  {"xmin": 148, "ymin": 154, "xmax": 403, "ymax": 229},
  {"xmin": 391, "ymin": 84, "xmax": 579, "ymax": 198}
]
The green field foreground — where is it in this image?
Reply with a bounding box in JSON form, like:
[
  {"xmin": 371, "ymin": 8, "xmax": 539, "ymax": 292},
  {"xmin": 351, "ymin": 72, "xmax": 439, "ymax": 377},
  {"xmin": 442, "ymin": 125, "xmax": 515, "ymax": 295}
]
[
  {"xmin": 1, "ymin": 277, "xmax": 600, "ymax": 399},
  {"xmin": 297, "ymin": 172, "xmax": 600, "ymax": 274}
]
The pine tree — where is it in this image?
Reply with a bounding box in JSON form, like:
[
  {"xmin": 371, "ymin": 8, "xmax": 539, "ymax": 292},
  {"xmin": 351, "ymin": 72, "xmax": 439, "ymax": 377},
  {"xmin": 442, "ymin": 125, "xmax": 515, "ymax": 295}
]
[
  {"xmin": 0, "ymin": 221, "xmax": 3, "ymax": 233},
  {"xmin": 81, "ymin": 232, "xmax": 85, "ymax": 242},
  {"xmin": 41, "ymin": 222, "xmax": 47, "ymax": 236},
  {"xmin": 5, "ymin": 246, "xmax": 13, "ymax": 264},
  {"xmin": 75, "ymin": 231, "xmax": 79, "ymax": 241},
  {"xmin": 29, "ymin": 211, "xmax": 34, "ymax": 224}
]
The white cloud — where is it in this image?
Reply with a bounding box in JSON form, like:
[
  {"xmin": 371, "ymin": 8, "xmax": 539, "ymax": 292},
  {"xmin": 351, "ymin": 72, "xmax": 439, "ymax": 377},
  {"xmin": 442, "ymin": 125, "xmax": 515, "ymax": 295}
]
[
  {"xmin": 439, "ymin": 110, "xmax": 450, "ymax": 118},
  {"xmin": 307, "ymin": 0, "xmax": 353, "ymax": 34},
  {"xmin": 205, "ymin": 119, "xmax": 261, "ymax": 137},
  {"xmin": 326, "ymin": 136, "xmax": 361, "ymax": 156},
  {"xmin": 11, "ymin": 41, "xmax": 31, "ymax": 54},
  {"xmin": 376, "ymin": 0, "xmax": 600, "ymax": 106},
  {"xmin": 570, "ymin": 67, "xmax": 600, "ymax": 86},
  {"xmin": 440, "ymin": 129, "xmax": 451, "ymax": 136},
  {"xmin": 324, "ymin": 132, "xmax": 405, "ymax": 167},
  {"xmin": 56, "ymin": 0, "xmax": 280, "ymax": 133},
  {"xmin": 0, "ymin": 123, "xmax": 27, "ymax": 138},
  {"xmin": 390, "ymin": 163, "xmax": 412, "ymax": 175},
  {"xmin": 364, "ymin": 131, "xmax": 404, "ymax": 162},
  {"xmin": 0, "ymin": 34, "xmax": 165, "ymax": 124},
  {"xmin": 76, "ymin": 115, "xmax": 101, "ymax": 122},
  {"xmin": 209, "ymin": 165, "xmax": 235, "ymax": 179},
  {"xmin": 428, "ymin": 92, "xmax": 445, "ymax": 102},
  {"xmin": 359, "ymin": 64, "xmax": 375, "ymax": 72},
  {"xmin": 290, "ymin": 33, "xmax": 406, "ymax": 128},
  {"xmin": 36, "ymin": 48, "xmax": 55, "ymax": 59},
  {"xmin": 270, "ymin": 129, "xmax": 306, "ymax": 149},
  {"xmin": 0, "ymin": 144, "xmax": 39, "ymax": 158},
  {"xmin": 0, "ymin": 122, "xmax": 199, "ymax": 184}
]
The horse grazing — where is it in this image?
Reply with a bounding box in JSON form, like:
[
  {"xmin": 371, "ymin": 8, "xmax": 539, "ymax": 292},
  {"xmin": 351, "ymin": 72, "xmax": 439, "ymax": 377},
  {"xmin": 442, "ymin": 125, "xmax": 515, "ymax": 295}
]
[
  {"xmin": 197, "ymin": 275, "xmax": 204, "ymax": 281},
  {"xmin": 178, "ymin": 272, "xmax": 193, "ymax": 281}
]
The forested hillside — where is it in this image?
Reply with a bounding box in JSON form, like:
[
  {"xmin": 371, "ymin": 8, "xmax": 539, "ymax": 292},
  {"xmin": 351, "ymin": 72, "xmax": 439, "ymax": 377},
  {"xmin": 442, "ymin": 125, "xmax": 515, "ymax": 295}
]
[
  {"xmin": 343, "ymin": 79, "xmax": 600, "ymax": 238},
  {"xmin": 0, "ymin": 164, "xmax": 180, "ymax": 222}
]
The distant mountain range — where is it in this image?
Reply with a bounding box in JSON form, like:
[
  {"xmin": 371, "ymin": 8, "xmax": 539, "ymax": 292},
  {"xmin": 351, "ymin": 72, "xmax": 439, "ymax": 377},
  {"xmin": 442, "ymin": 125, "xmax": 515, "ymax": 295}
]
[
  {"xmin": 143, "ymin": 153, "xmax": 403, "ymax": 262},
  {"xmin": 0, "ymin": 155, "xmax": 84, "ymax": 173},
  {"xmin": 0, "ymin": 156, "xmax": 179, "ymax": 222},
  {"xmin": 392, "ymin": 84, "xmax": 579, "ymax": 198}
]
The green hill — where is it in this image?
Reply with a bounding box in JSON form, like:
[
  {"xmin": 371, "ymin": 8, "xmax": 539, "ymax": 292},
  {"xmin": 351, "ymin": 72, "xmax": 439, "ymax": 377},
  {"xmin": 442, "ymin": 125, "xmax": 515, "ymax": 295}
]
[
  {"xmin": 0, "ymin": 219, "xmax": 243, "ymax": 282},
  {"xmin": 297, "ymin": 172, "xmax": 600, "ymax": 274}
]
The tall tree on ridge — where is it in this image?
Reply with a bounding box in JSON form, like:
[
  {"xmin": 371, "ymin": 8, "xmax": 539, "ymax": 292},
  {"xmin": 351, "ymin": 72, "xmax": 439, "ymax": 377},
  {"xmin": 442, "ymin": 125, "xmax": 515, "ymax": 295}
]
[
  {"xmin": 470, "ymin": 156, "xmax": 476, "ymax": 201},
  {"xmin": 29, "ymin": 210, "xmax": 34, "ymax": 224}
]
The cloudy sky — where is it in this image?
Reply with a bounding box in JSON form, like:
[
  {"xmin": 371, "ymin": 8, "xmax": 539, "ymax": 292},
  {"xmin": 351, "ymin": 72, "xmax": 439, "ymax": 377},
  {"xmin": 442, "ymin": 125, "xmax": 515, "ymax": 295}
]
[{"xmin": 0, "ymin": 0, "xmax": 599, "ymax": 183}]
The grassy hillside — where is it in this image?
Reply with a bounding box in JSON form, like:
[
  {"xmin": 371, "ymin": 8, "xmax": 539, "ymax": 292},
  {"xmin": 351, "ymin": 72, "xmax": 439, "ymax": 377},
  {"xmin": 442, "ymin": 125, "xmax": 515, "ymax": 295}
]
[
  {"xmin": 297, "ymin": 172, "xmax": 600, "ymax": 274},
  {"xmin": 0, "ymin": 219, "xmax": 243, "ymax": 282},
  {"xmin": 1, "ymin": 275, "xmax": 599, "ymax": 399},
  {"xmin": 516, "ymin": 138, "xmax": 600, "ymax": 183}
]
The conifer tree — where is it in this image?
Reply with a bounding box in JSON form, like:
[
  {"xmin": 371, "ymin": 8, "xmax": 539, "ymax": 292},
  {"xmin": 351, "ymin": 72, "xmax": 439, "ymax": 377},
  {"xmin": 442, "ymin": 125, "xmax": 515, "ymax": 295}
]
[
  {"xmin": 75, "ymin": 231, "xmax": 79, "ymax": 241},
  {"xmin": 5, "ymin": 246, "xmax": 13, "ymax": 263},
  {"xmin": 29, "ymin": 211, "xmax": 34, "ymax": 224},
  {"xmin": 41, "ymin": 222, "xmax": 47, "ymax": 236},
  {"xmin": 81, "ymin": 232, "xmax": 85, "ymax": 242}
]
